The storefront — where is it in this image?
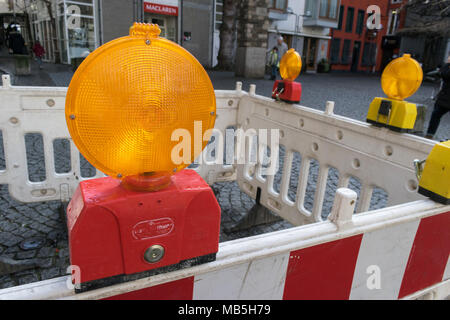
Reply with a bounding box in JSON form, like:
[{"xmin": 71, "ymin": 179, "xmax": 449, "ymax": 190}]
[
  {"xmin": 56, "ymin": 0, "xmax": 98, "ymax": 64},
  {"xmin": 143, "ymin": 0, "xmax": 179, "ymax": 43}
]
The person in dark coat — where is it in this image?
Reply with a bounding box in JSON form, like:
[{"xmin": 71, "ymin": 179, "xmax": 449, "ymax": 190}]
[
  {"xmin": 426, "ymin": 54, "xmax": 450, "ymax": 139},
  {"xmin": 8, "ymin": 27, "xmax": 26, "ymax": 54}
]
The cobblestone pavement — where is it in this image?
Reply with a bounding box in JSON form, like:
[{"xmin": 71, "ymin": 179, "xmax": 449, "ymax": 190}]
[{"xmin": 0, "ymin": 63, "xmax": 447, "ymax": 289}]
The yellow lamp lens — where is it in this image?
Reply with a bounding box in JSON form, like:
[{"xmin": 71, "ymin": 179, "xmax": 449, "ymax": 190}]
[
  {"xmin": 65, "ymin": 23, "xmax": 216, "ymax": 178},
  {"xmin": 381, "ymin": 53, "xmax": 423, "ymax": 100},
  {"xmin": 279, "ymin": 49, "xmax": 302, "ymax": 81}
]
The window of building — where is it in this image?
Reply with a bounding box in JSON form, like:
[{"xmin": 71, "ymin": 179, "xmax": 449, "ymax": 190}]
[
  {"xmin": 319, "ymin": 0, "xmax": 339, "ymax": 20},
  {"xmin": 56, "ymin": 0, "xmax": 97, "ymax": 64},
  {"xmin": 337, "ymin": 5, "xmax": 344, "ymax": 30},
  {"xmin": 271, "ymin": 0, "xmax": 287, "ymax": 11},
  {"xmin": 330, "ymin": 38, "xmax": 341, "ymax": 63},
  {"xmin": 215, "ymin": 0, "xmax": 223, "ymax": 31},
  {"xmin": 356, "ymin": 10, "xmax": 364, "ymax": 35},
  {"xmin": 387, "ymin": 10, "xmax": 400, "ymax": 35},
  {"xmin": 361, "ymin": 42, "xmax": 377, "ymax": 66},
  {"xmin": 345, "ymin": 7, "xmax": 354, "ymax": 33},
  {"xmin": 341, "ymin": 39, "xmax": 351, "ymax": 64}
]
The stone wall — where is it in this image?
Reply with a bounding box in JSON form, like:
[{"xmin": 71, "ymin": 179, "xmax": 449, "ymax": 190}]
[{"xmin": 235, "ymin": 0, "xmax": 270, "ymax": 78}]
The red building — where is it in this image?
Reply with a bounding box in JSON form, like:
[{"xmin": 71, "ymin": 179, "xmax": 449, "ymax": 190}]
[
  {"xmin": 327, "ymin": 0, "xmax": 390, "ymax": 72},
  {"xmin": 380, "ymin": 0, "xmax": 408, "ymax": 70}
]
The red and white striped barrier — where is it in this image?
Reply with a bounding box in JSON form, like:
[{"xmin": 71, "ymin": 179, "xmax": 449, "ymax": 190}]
[
  {"xmin": 103, "ymin": 210, "xmax": 450, "ymax": 300},
  {"xmin": 1, "ymin": 194, "xmax": 447, "ymax": 300}
]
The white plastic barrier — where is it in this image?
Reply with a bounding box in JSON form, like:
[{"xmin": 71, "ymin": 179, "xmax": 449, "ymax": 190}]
[
  {"xmin": 235, "ymin": 93, "xmax": 436, "ymax": 225},
  {"xmin": 0, "ymin": 75, "xmax": 238, "ymax": 203},
  {"xmin": 0, "ymin": 192, "xmax": 448, "ymax": 300},
  {"xmin": 0, "ymin": 76, "xmax": 448, "ymax": 300},
  {"xmin": 0, "ymin": 75, "xmax": 437, "ymax": 227}
]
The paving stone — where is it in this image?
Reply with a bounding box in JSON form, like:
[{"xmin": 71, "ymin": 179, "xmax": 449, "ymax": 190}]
[
  {"xmin": 44, "ymin": 219, "xmax": 61, "ymax": 228},
  {"xmin": 17, "ymin": 273, "xmax": 39, "ymax": 285},
  {"xmin": 0, "ymin": 281, "xmax": 15, "ymax": 289},
  {"xmin": 16, "ymin": 250, "xmax": 37, "ymax": 260},
  {"xmin": 37, "ymin": 247, "xmax": 57, "ymax": 258},
  {"xmin": 35, "ymin": 258, "xmax": 53, "ymax": 268},
  {"xmin": 41, "ymin": 267, "xmax": 60, "ymax": 280},
  {"xmin": 0, "ymin": 232, "xmax": 22, "ymax": 247},
  {"xmin": 58, "ymin": 248, "xmax": 69, "ymax": 259},
  {"xmin": 0, "ymin": 221, "xmax": 19, "ymax": 232}
]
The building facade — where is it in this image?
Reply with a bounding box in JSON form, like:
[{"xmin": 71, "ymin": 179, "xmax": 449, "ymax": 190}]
[
  {"xmin": 266, "ymin": 0, "xmax": 339, "ymax": 72},
  {"xmin": 380, "ymin": 0, "xmax": 406, "ymax": 70},
  {"xmin": 20, "ymin": 0, "xmax": 214, "ymax": 67},
  {"xmin": 393, "ymin": 0, "xmax": 449, "ymax": 71},
  {"xmin": 327, "ymin": 0, "xmax": 389, "ymax": 73}
]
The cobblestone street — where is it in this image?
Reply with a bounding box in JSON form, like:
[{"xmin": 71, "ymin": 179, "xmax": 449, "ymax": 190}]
[{"xmin": 0, "ymin": 63, "xmax": 448, "ymax": 289}]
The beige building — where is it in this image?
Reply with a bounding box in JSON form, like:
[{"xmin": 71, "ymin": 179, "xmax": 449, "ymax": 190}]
[{"xmin": 12, "ymin": 0, "xmax": 214, "ymax": 67}]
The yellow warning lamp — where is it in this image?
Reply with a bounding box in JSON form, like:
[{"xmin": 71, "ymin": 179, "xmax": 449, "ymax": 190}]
[
  {"xmin": 272, "ymin": 49, "xmax": 303, "ymax": 103},
  {"xmin": 366, "ymin": 54, "xmax": 423, "ymax": 132},
  {"xmin": 279, "ymin": 49, "xmax": 302, "ymax": 81},
  {"xmin": 65, "ymin": 23, "xmax": 216, "ymax": 190},
  {"xmin": 415, "ymin": 140, "xmax": 450, "ymax": 204}
]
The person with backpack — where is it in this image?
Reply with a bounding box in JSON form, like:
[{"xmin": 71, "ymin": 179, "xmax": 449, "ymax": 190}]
[{"xmin": 267, "ymin": 46, "xmax": 279, "ymax": 80}]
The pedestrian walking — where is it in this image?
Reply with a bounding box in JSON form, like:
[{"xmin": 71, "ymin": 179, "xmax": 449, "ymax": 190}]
[
  {"xmin": 425, "ymin": 54, "xmax": 450, "ymax": 139},
  {"xmin": 32, "ymin": 40, "xmax": 45, "ymax": 69},
  {"xmin": 267, "ymin": 46, "xmax": 279, "ymax": 80},
  {"xmin": 276, "ymin": 35, "xmax": 288, "ymax": 60},
  {"xmin": 8, "ymin": 27, "xmax": 26, "ymax": 55}
]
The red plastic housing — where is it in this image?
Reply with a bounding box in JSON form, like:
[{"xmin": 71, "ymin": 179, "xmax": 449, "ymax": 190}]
[
  {"xmin": 271, "ymin": 80, "xmax": 302, "ymax": 103},
  {"xmin": 67, "ymin": 170, "xmax": 221, "ymax": 284}
]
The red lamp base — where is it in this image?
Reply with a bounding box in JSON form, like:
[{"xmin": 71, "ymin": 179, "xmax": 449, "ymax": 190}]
[
  {"xmin": 272, "ymin": 79, "xmax": 302, "ymax": 103},
  {"xmin": 67, "ymin": 170, "xmax": 221, "ymax": 292}
]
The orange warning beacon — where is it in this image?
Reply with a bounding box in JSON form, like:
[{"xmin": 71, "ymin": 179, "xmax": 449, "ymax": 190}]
[
  {"xmin": 272, "ymin": 48, "xmax": 303, "ymax": 103},
  {"xmin": 65, "ymin": 23, "xmax": 221, "ymax": 292}
]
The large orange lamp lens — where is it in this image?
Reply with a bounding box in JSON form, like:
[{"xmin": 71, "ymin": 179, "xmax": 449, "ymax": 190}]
[
  {"xmin": 381, "ymin": 53, "xmax": 423, "ymax": 100},
  {"xmin": 65, "ymin": 23, "xmax": 216, "ymax": 185},
  {"xmin": 279, "ymin": 48, "xmax": 302, "ymax": 81}
]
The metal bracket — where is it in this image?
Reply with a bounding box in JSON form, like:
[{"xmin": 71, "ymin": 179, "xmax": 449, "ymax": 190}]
[{"xmin": 377, "ymin": 99, "xmax": 392, "ymax": 124}]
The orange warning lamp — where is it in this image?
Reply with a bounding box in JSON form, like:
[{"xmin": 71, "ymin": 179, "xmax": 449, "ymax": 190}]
[
  {"xmin": 280, "ymin": 48, "xmax": 302, "ymax": 81},
  {"xmin": 66, "ymin": 23, "xmax": 216, "ymax": 190},
  {"xmin": 65, "ymin": 23, "xmax": 221, "ymax": 292},
  {"xmin": 381, "ymin": 53, "xmax": 423, "ymax": 101},
  {"xmin": 272, "ymin": 48, "xmax": 303, "ymax": 103},
  {"xmin": 366, "ymin": 54, "xmax": 423, "ymax": 132}
]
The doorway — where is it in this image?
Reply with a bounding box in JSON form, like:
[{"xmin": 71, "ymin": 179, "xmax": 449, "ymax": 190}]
[
  {"xmin": 303, "ymin": 37, "xmax": 318, "ymax": 71},
  {"xmin": 144, "ymin": 14, "xmax": 177, "ymax": 42},
  {"xmin": 351, "ymin": 41, "xmax": 361, "ymax": 72}
]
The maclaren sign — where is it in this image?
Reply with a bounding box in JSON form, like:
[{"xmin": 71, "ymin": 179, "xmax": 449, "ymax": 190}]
[{"xmin": 144, "ymin": 2, "xmax": 178, "ymax": 16}]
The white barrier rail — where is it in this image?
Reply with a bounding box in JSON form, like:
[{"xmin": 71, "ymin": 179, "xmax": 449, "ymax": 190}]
[
  {"xmin": 0, "ymin": 195, "xmax": 448, "ymax": 300},
  {"xmin": 235, "ymin": 93, "xmax": 436, "ymax": 225}
]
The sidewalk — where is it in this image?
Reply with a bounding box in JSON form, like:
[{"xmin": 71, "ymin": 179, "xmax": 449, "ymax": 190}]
[{"xmin": 0, "ymin": 46, "xmax": 73, "ymax": 86}]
